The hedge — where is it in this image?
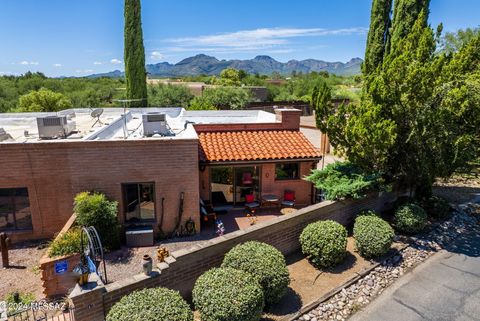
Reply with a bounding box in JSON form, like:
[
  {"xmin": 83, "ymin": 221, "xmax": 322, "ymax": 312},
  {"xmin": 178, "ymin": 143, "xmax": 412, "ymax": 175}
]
[
  {"xmin": 300, "ymin": 220, "xmax": 347, "ymax": 268},
  {"xmin": 106, "ymin": 288, "xmax": 192, "ymax": 321},
  {"xmin": 354, "ymin": 215, "xmax": 394, "ymax": 258},
  {"xmin": 193, "ymin": 267, "xmax": 264, "ymax": 321},
  {"xmin": 222, "ymin": 241, "xmax": 290, "ymax": 306}
]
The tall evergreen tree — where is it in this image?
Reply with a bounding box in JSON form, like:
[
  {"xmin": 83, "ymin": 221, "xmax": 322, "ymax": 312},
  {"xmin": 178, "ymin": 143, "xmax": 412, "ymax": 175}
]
[
  {"xmin": 363, "ymin": 0, "xmax": 393, "ymax": 75},
  {"xmin": 124, "ymin": 0, "xmax": 147, "ymax": 107},
  {"xmin": 311, "ymin": 80, "xmax": 332, "ymax": 133},
  {"xmin": 387, "ymin": 0, "xmax": 430, "ymax": 54}
]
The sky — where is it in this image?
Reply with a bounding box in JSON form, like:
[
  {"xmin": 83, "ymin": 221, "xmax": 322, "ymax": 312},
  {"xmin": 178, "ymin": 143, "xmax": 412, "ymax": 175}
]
[{"xmin": 0, "ymin": 0, "xmax": 478, "ymax": 77}]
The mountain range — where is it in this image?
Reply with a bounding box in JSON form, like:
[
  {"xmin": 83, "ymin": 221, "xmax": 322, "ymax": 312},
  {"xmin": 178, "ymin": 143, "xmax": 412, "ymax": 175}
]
[{"xmin": 88, "ymin": 54, "xmax": 363, "ymax": 78}]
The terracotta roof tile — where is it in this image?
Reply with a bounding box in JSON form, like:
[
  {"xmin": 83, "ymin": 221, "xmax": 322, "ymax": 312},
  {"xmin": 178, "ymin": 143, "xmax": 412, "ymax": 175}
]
[{"xmin": 198, "ymin": 130, "xmax": 321, "ymax": 162}]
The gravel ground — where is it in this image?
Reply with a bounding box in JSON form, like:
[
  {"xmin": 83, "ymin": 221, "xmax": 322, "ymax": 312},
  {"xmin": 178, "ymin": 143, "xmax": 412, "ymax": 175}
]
[
  {"xmin": 104, "ymin": 233, "xmax": 215, "ymax": 283},
  {"xmin": 0, "ymin": 240, "xmax": 48, "ymax": 300}
]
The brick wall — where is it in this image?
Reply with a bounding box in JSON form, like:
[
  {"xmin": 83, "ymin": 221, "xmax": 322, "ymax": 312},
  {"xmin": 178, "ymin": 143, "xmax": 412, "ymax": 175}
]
[
  {"xmin": 69, "ymin": 192, "xmax": 398, "ymax": 321},
  {"xmin": 0, "ymin": 138, "xmax": 200, "ymax": 242}
]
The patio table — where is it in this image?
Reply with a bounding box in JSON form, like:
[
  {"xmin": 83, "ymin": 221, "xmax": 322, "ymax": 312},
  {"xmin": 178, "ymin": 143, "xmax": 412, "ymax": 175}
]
[{"xmin": 261, "ymin": 194, "xmax": 280, "ymax": 207}]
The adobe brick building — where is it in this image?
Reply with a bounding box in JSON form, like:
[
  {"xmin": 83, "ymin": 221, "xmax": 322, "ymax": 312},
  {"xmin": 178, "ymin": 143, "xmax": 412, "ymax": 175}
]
[{"xmin": 0, "ymin": 107, "xmax": 320, "ymax": 242}]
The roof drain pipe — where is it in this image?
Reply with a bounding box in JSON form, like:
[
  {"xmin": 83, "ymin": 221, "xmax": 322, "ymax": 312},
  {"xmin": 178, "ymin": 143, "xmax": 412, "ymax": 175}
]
[{"xmin": 158, "ymin": 197, "xmax": 165, "ymax": 239}]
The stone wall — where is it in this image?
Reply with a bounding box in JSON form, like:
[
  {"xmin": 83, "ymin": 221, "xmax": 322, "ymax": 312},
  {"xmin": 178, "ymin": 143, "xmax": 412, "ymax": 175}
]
[{"xmin": 69, "ymin": 192, "xmax": 398, "ymax": 321}]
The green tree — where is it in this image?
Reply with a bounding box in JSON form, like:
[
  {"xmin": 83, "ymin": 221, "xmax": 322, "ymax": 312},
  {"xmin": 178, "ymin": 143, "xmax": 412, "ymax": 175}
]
[
  {"xmin": 217, "ymin": 68, "xmax": 242, "ymax": 86},
  {"xmin": 148, "ymin": 84, "xmax": 194, "ymax": 107},
  {"xmin": 363, "ymin": 0, "xmax": 393, "ymax": 74},
  {"xmin": 191, "ymin": 87, "xmax": 251, "ymax": 110},
  {"xmin": 388, "ymin": 0, "xmax": 430, "ymax": 54},
  {"xmin": 17, "ymin": 88, "xmax": 73, "ymax": 112},
  {"xmin": 311, "ymin": 80, "xmax": 332, "ymax": 133},
  {"xmin": 440, "ymin": 27, "xmax": 480, "ymax": 54},
  {"xmin": 320, "ymin": 6, "xmax": 480, "ymax": 198},
  {"xmin": 124, "ymin": 0, "xmax": 147, "ymax": 107}
]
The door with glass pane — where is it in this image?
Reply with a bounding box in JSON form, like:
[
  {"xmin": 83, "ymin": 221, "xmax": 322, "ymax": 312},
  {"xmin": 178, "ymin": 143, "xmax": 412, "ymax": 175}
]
[
  {"xmin": 234, "ymin": 166, "xmax": 260, "ymax": 203},
  {"xmin": 123, "ymin": 183, "xmax": 155, "ymax": 223}
]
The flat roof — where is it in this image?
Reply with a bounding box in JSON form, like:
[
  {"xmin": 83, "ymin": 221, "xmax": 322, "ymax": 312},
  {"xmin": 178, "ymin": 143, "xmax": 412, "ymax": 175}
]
[{"xmin": 0, "ymin": 108, "xmax": 278, "ymax": 144}]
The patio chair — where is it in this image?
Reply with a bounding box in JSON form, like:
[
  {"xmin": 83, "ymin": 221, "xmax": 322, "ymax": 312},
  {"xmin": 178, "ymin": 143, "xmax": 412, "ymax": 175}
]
[
  {"xmin": 200, "ymin": 199, "xmax": 217, "ymax": 223},
  {"xmin": 244, "ymin": 193, "xmax": 260, "ymax": 214},
  {"xmin": 242, "ymin": 172, "xmax": 253, "ymax": 185},
  {"xmin": 281, "ymin": 190, "xmax": 296, "ymax": 208}
]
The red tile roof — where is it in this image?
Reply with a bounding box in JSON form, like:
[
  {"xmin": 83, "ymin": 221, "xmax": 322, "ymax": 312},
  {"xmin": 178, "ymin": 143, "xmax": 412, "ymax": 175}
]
[{"xmin": 198, "ymin": 130, "xmax": 321, "ymax": 162}]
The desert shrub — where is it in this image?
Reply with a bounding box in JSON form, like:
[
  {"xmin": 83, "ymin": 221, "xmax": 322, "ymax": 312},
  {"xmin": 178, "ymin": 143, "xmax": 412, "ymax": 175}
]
[
  {"xmin": 394, "ymin": 203, "xmax": 428, "ymax": 234},
  {"xmin": 353, "ymin": 215, "xmax": 394, "ymax": 258},
  {"xmin": 222, "ymin": 241, "xmax": 290, "ymax": 306},
  {"xmin": 74, "ymin": 191, "xmax": 120, "ymax": 250},
  {"xmin": 299, "ymin": 220, "xmax": 347, "ymax": 268},
  {"xmin": 106, "ymin": 288, "xmax": 192, "ymax": 321},
  {"xmin": 48, "ymin": 228, "xmax": 82, "ymax": 258},
  {"xmin": 193, "ymin": 267, "xmax": 264, "ymax": 321},
  {"xmin": 423, "ymin": 196, "xmax": 451, "ymax": 219}
]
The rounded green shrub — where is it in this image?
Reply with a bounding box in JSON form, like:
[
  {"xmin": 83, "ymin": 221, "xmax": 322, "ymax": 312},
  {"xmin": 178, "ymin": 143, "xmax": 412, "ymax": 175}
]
[
  {"xmin": 299, "ymin": 220, "xmax": 348, "ymax": 268},
  {"xmin": 357, "ymin": 209, "xmax": 380, "ymax": 217},
  {"xmin": 222, "ymin": 241, "xmax": 290, "ymax": 306},
  {"xmin": 106, "ymin": 288, "xmax": 193, "ymax": 321},
  {"xmin": 193, "ymin": 267, "xmax": 264, "ymax": 321},
  {"xmin": 423, "ymin": 196, "xmax": 451, "ymax": 219},
  {"xmin": 74, "ymin": 191, "xmax": 121, "ymax": 250},
  {"xmin": 354, "ymin": 215, "xmax": 394, "ymax": 258},
  {"xmin": 394, "ymin": 203, "xmax": 428, "ymax": 234}
]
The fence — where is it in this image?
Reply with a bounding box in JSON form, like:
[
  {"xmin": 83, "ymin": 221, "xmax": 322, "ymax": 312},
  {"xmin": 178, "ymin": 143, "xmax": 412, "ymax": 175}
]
[{"xmin": 68, "ymin": 191, "xmax": 399, "ymax": 321}]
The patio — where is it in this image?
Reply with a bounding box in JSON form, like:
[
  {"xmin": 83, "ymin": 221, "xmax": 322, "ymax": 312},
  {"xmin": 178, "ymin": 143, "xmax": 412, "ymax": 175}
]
[{"xmin": 105, "ymin": 206, "xmax": 297, "ymax": 283}]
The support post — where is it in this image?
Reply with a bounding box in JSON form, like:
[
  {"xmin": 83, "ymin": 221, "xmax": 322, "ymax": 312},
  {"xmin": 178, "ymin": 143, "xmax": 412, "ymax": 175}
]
[{"xmin": 0, "ymin": 232, "xmax": 11, "ymax": 268}]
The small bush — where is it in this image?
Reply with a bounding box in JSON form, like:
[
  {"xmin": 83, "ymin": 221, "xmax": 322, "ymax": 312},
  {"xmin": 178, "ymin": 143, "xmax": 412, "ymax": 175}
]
[
  {"xmin": 48, "ymin": 228, "xmax": 82, "ymax": 258},
  {"xmin": 222, "ymin": 241, "xmax": 290, "ymax": 306},
  {"xmin": 394, "ymin": 203, "xmax": 428, "ymax": 234},
  {"xmin": 193, "ymin": 267, "xmax": 264, "ymax": 321},
  {"xmin": 357, "ymin": 209, "xmax": 380, "ymax": 217},
  {"xmin": 106, "ymin": 288, "xmax": 192, "ymax": 321},
  {"xmin": 299, "ymin": 220, "xmax": 347, "ymax": 268},
  {"xmin": 354, "ymin": 215, "xmax": 394, "ymax": 258},
  {"xmin": 74, "ymin": 191, "xmax": 120, "ymax": 250},
  {"xmin": 305, "ymin": 161, "xmax": 383, "ymax": 200},
  {"xmin": 423, "ymin": 196, "xmax": 451, "ymax": 219}
]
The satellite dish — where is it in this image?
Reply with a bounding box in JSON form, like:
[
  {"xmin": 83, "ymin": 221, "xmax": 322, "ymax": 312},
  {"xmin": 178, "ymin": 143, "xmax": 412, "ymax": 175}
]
[{"xmin": 90, "ymin": 108, "xmax": 104, "ymax": 127}]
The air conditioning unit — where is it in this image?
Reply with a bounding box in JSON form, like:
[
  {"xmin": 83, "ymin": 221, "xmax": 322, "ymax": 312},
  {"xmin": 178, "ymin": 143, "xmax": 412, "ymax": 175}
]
[
  {"xmin": 37, "ymin": 116, "xmax": 76, "ymax": 139},
  {"xmin": 142, "ymin": 112, "xmax": 169, "ymax": 137}
]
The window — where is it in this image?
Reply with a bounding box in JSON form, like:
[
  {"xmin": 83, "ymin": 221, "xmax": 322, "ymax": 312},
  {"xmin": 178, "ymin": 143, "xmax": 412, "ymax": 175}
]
[
  {"xmin": 123, "ymin": 183, "xmax": 156, "ymax": 223},
  {"xmin": 0, "ymin": 188, "xmax": 33, "ymax": 231},
  {"xmin": 275, "ymin": 163, "xmax": 300, "ymax": 180}
]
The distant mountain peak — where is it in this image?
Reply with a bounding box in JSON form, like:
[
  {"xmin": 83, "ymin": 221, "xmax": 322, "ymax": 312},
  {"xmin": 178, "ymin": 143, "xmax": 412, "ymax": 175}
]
[{"xmin": 88, "ymin": 55, "xmax": 363, "ymax": 78}]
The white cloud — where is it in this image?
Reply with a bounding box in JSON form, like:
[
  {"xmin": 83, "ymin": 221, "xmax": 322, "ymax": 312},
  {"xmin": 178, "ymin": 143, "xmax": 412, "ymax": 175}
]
[
  {"xmin": 166, "ymin": 27, "xmax": 367, "ymax": 52},
  {"xmin": 75, "ymin": 69, "xmax": 94, "ymax": 74},
  {"xmin": 110, "ymin": 58, "xmax": 122, "ymax": 65},
  {"xmin": 150, "ymin": 51, "xmax": 165, "ymax": 60},
  {"xmin": 19, "ymin": 61, "xmax": 39, "ymax": 65},
  {"xmin": 93, "ymin": 61, "xmax": 103, "ymax": 65},
  {"xmin": 53, "ymin": 63, "xmax": 63, "ymax": 67}
]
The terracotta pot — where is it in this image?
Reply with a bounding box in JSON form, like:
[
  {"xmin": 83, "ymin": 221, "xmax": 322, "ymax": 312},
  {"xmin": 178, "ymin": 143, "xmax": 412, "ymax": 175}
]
[{"xmin": 142, "ymin": 254, "xmax": 153, "ymax": 276}]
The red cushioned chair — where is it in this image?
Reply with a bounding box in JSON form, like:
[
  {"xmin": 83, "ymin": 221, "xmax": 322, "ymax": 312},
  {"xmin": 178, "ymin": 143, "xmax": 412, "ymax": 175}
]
[
  {"xmin": 281, "ymin": 190, "xmax": 296, "ymax": 208},
  {"xmin": 245, "ymin": 193, "xmax": 260, "ymax": 214}
]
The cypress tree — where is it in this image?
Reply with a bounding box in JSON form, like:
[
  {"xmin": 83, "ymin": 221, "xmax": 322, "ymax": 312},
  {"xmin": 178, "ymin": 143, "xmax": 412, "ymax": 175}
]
[
  {"xmin": 388, "ymin": 0, "xmax": 430, "ymax": 54},
  {"xmin": 363, "ymin": 0, "xmax": 393, "ymax": 75},
  {"xmin": 312, "ymin": 80, "xmax": 332, "ymax": 133},
  {"xmin": 124, "ymin": 0, "xmax": 148, "ymax": 107}
]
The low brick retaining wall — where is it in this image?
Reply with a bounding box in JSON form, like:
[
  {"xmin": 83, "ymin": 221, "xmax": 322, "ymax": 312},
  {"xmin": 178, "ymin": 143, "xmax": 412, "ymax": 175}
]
[
  {"xmin": 39, "ymin": 214, "xmax": 79, "ymax": 298},
  {"xmin": 69, "ymin": 192, "xmax": 399, "ymax": 321}
]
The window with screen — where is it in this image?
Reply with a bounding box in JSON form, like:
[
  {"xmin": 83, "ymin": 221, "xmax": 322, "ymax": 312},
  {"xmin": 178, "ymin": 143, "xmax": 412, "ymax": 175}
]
[{"xmin": 275, "ymin": 163, "xmax": 300, "ymax": 180}]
